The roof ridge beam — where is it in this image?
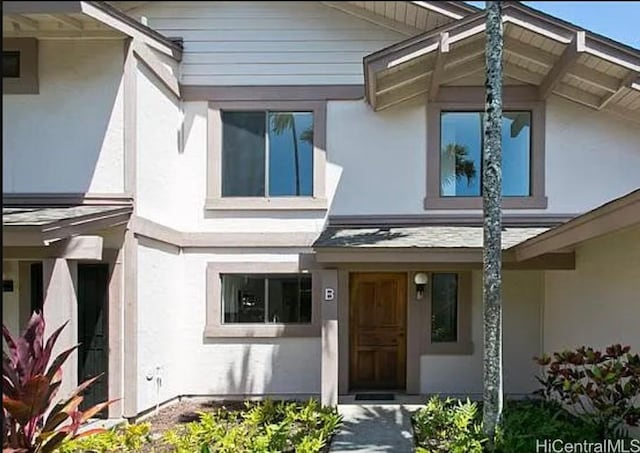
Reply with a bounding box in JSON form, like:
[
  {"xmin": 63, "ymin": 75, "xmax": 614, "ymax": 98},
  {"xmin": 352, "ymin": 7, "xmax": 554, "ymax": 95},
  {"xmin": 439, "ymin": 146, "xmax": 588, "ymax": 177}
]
[
  {"xmin": 429, "ymin": 32, "xmax": 450, "ymax": 101},
  {"xmin": 538, "ymin": 31, "xmax": 585, "ymax": 99}
]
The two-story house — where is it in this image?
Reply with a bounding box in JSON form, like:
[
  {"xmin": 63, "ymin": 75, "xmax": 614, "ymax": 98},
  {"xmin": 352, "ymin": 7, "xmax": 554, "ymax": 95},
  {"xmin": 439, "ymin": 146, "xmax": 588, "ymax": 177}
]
[{"xmin": 3, "ymin": 1, "xmax": 639, "ymax": 421}]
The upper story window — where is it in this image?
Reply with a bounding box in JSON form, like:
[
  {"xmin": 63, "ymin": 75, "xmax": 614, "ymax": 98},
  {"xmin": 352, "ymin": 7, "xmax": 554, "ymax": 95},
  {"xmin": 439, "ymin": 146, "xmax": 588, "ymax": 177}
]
[
  {"xmin": 425, "ymin": 92, "xmax": 547, "ymax": 210},
  {"xmin": 206, "ymin": 100, "xmax": 327, "ymax": 211},
  {"xmin": 222, "ymin": 111, "xmax": 314, "ymax": 197},
  {"xmin": 3, "ymin": 38, "xmax": 39, "ymax": 94},
  {"xmin": 440, "ymin": 111, "xmax": 531, "ymax": 197}
]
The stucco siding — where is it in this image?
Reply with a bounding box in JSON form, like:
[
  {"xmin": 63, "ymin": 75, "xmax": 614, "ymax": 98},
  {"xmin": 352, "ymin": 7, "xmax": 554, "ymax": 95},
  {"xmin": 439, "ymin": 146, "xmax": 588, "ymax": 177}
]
[
  {"xmin": 2, "ymin": 261, "xmax": 21, "ymax": 337},
  {"xmin": 128, "ymin": 1, "xmax": 402, "ymax": 85},
  {"xmin": 180, "ymin": 250, "xmax": 321, "ymax": 396},
  {"xmin": 136, "ymin": 239, "xmax": 185, "ymax": 412},
  {"xmin": 2, "ymin": 40, "xmax": 125, "ymax": 194},
  {"xmin": 420, "ymin": 270, "xmax": 543, "ymax": 396},
  {"xmin": 544, "ymin": 227, "xmax": 640, "ymax": 353},
  {"xmin": 327, "ymin": 96, "xmax": 640, "ymax": 217},
  {"xmin": 136, "ymin": 63, "xmax": 184, "ymax": 229}
]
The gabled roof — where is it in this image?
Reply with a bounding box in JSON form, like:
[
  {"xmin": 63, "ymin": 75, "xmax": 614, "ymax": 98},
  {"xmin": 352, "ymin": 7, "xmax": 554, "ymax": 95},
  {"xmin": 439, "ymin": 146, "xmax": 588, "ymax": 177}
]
[
  {"xmin": 109, "ymin": 1, "xmax": 479, "ymax": 37},
  {"xmin": 510, "ymin": 189, "xmax": 640, "ymax": 261},
  {"xmin": 2, "ymin": 1, "xmax": 182, "ymax": 60},
  {"xmin": 364, "ymin": 2, "xmax": 640, "ymax": 120}
]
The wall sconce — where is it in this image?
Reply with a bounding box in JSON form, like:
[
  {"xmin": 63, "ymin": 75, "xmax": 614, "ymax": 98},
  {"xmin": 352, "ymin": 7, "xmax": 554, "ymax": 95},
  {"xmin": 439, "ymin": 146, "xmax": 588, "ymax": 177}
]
[{"xmin": 414, "ymin": 272, "xmax": 428, "ymax": 300}]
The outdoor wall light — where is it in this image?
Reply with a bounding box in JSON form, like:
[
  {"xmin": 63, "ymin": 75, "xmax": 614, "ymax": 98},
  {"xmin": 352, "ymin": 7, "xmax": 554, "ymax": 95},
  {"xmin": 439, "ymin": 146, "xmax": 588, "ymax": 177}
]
[{"xmin": 414, "ymin": 272, "xmax": 428, "ymax": 300}]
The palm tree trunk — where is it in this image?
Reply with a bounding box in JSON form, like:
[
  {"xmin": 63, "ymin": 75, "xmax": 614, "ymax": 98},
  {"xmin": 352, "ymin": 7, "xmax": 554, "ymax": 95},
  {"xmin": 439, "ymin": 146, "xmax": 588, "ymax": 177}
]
[
  {"xmin": 483, "ymin": 0, "xmax": 504, "ymax": 446},
  {"xmin": 291, "ymin": 117, "xmax": 301, "ymax": 195}
]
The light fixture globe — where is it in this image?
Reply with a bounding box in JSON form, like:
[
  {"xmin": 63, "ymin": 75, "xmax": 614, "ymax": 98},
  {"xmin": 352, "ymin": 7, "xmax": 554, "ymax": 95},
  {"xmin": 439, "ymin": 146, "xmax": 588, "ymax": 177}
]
[{"xmin": 414, "ymin": 272, "xmax": 428, "ymax": 285}]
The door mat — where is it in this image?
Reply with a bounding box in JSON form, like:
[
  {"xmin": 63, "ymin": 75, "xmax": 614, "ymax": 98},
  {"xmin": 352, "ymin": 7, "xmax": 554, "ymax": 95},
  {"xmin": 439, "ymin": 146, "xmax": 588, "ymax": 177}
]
[{"xmin": 354, "ymin": 393, "xmax": 395, "ymax": 401}]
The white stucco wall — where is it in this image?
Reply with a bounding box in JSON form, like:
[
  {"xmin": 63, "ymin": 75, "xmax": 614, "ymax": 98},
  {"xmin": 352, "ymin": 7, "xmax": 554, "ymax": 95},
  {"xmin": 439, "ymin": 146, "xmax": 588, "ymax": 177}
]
[
  {"xmin": 2, "ymin": 40, "xmax": 125, "ymax": 194},
  {"xmin": 327, "ymin": 96, "xmax": 640, "ymax": 217},
  {"xmin": 136, "ymin": 63, "xmax": 183, "ymax": 228},
  {"xmin": 420, "ymin": 270, "xmax": 543, "ymax": 396},
  {"xmin": 2, "ymin": 261, "xmax": 21, "ymax": 337},
  {"xmin": 135, "ymin": 244, "xmax": 320, "ymax": 413},
  {"xmin": 544, "ymin": 227, "xmax": 640, "ymax": 353},
  {"xmin": 136, "ymin": 239, "xmax": 185, "ymax": 411}
]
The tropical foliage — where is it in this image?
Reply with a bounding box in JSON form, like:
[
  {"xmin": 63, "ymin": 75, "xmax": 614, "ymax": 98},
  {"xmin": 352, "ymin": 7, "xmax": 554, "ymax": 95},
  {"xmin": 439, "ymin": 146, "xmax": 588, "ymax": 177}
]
[
  {"xmin": 534, "ymin": 344, "xmax": 640, "ymax": 438},
  {"xmin": 57, "ymin": 399, "xmax": 341, "ymax": 453},
  {"xmin": 2, "ymin": 312, "xmax": 114, "ymax": 453}
]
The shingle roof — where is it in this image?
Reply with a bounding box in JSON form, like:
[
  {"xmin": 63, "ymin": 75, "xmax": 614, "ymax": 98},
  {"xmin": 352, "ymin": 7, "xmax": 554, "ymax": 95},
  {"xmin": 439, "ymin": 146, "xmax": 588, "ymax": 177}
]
[
  {"xmin": 2, "ymin": 206, "xmax": 129, "ymax": 226},
  {"xmin": 313, "ymin": 226, "xmax": 549, "ymax": 249}
]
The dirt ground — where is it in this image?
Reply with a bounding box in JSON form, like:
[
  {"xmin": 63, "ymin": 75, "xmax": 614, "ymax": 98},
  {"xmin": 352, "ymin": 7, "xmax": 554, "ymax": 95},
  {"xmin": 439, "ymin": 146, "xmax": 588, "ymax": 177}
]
[{"xmin": 141, "ymin": 399, "xmax": 246, "ymax": 435}]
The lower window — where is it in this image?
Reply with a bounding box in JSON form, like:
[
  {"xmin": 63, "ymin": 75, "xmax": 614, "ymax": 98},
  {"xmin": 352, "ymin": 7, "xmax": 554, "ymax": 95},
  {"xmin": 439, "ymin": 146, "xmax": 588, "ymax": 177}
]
[
  {"xmin": 222, "ymin": 274, "xmax": 312, "ymax": 324},
  {"xmin": 431, "ymin": 273, "xmax": 458, "ymax": 342}
]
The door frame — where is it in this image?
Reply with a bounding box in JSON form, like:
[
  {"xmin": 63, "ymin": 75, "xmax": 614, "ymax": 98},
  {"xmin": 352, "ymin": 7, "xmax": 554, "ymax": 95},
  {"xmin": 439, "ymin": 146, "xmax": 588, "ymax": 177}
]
[{"xmin": 348, "ymin": 272, "xmax": 408, "ymax": 391}]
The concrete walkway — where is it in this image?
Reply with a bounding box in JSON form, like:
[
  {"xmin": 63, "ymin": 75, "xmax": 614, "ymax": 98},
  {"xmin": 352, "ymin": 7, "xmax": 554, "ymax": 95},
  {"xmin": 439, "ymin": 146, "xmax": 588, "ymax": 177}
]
[{"xmin": 329, "ymin": 404, "xmax": 422, "ymax": 452}]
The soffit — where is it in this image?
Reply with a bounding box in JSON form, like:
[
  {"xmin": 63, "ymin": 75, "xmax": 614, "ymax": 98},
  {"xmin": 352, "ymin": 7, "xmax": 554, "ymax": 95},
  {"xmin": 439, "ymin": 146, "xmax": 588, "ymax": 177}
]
[{"xmin": 364, "ymin": 3, "xmax": 640, "ymax": 121}]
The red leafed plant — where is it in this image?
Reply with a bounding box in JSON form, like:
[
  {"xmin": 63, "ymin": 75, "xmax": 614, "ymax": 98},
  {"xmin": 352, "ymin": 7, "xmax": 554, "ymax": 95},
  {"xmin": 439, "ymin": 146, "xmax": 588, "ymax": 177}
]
[
  {"xmin": 2, "ymin": 311, "xmax": 115, "ymax": 453},
  {"xmin": 534, "ymin": 344, "xmax": 640, "ymax": 439}
]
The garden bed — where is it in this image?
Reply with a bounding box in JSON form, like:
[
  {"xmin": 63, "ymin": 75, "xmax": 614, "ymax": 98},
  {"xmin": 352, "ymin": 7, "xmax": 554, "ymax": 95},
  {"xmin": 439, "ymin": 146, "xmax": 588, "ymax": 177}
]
[{"xmin": 58, "ymin": 399, "xmax": 342, "ymax": 453}]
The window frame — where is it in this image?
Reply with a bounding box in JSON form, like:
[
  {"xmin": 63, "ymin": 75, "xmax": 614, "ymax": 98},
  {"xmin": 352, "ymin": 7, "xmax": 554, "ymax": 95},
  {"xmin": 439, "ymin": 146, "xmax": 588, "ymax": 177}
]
[
  {"xmin": 3, "ymin": 38, "xmax": 39, "ymax": 95},
  {"xmin": 205, "ymin": 261, "xmax": 320, "ymax": 338},
  {"xmin": 422, "ymin": 271, "xmax": 473, "ymax": 355},
  {"xmin": 207, "ymin": 100, "xmax": 327, "ymax": 211},
  {"xmin": 425, "ymin": 93, "xmax": 547, "ymax": 210},
  {"xmin": 221, "ymin": 273, "xmax": 313, "ymax": 325}
]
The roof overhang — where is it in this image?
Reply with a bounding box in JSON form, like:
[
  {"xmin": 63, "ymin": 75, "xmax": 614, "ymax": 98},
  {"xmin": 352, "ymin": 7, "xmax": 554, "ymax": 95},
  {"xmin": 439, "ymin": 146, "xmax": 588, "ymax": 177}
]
[
  {"xmin": 511, "ymin": 189, "xmax": 640, "ymax": 261},
  {"xmin": 3, "ymin": 205, "xmax": 133, "ymax": 246},
  {"xmin": 313, "ymin": 225, "xmax": 575, "ymax": 269},
  {"xmin": 2, "ymin": 1, "xmax": 182, "ymax": 60},
  {"xmin": 364, "ymin": 2, "xmax": 640, "ymax": 120}
]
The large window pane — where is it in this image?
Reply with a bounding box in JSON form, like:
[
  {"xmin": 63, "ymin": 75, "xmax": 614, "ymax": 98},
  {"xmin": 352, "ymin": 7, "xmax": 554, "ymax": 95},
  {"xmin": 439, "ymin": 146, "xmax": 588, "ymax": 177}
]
[
  {"xmin": 221, "ymin": 111, "xmax": 266, "ymax": 197},
  {"xmin": 267, "ymin": 274, "xmax": 312, "ymax": 323},
  {"xmin": 431, "ymin": 273, "xmax": 458, "ymax": 342},
  {"xmin": 268, "ymin": 112, "xmax": 314, "ymax": 196},
  {"xmin": 222, "ymin": 274, "xmax": 312, "ymax": 324},
  {"xmin": 502, "ymin": 112, "xmax": 531, "ymax": 196},
  {"xmin": 222, "ymin": 275, "xmax": 265, "ymax": 323},
  {"xmin": 440, "ymin": 111, "xmax": 531, "ymax": 197},
  {"xmin": 440, "ymin": 112, "xmax": 482, "ymax": 196}
]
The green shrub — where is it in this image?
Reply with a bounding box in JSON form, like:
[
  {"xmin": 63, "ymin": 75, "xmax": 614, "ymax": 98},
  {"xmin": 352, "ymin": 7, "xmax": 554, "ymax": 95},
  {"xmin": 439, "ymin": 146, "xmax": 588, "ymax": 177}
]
[
  {"xmin": 494, "ymin": 399, "xmax": 600, "ymax": 453},
  {"xmin": 412, "ymin": 396, "xmax": 486, "ymax": 453},
  {"xmin": 56, "ymin": 423, "xmax": 152, "ymax": 453},
  {"xmin": 534, "ymin": 344, "xmax": 640, "ymax": 438},
  {"xmin": 162, "ymin": 399, "xmax": 341, "ymax": 453}
]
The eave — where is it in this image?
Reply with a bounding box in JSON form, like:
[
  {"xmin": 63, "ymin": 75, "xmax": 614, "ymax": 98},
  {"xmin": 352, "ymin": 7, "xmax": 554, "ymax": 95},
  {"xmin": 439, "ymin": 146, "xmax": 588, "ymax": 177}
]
[
  {"xmin": 2, "ymin": 1, "xmax": 182, "ymax": 60},
  {"xmin": 363, "ymin": 2, "xmax": 640, "ymax": 122}
]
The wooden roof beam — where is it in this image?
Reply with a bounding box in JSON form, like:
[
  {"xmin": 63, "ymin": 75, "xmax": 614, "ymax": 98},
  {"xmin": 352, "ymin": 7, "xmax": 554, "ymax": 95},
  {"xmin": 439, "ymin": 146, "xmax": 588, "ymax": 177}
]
[
  {"xmin": 597, "ymin": 71, "xmax": 639, "ymax": 110},
  {"xmin": 49, "ymin": 13, "xmax": 83, "ymax": 30},
  {"xmin": 539, "ymin": 31, "xmax": 585, "ymax": 99},
  {"xmin": 7, "ymin": 14, "xmax": 39, "ymax": 31},
  {"xmin": 428, "ymin": 32, "xmax": 450, "ymax": 101}
]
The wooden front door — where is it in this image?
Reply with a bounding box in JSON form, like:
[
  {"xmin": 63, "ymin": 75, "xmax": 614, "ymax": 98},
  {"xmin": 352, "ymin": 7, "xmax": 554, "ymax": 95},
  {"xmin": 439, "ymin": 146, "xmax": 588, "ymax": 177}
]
[
  {"xmin": 349, "ymin": 272, "xmax": 407, "ymax": 390},
  {"xmin": 77, "ymin": 263, "xmax": 109, "ymax": 417}
]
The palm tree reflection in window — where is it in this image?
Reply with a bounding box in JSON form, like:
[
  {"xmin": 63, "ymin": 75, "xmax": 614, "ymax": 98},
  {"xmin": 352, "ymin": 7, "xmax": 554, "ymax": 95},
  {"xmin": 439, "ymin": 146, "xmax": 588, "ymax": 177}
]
[
  {"xmin": 270, "ymin": 112, "xmax": 313, "ymax": 196},
  {"xmin": 441, "ymin": 142, "xmax": 477, "ymax": 189}
]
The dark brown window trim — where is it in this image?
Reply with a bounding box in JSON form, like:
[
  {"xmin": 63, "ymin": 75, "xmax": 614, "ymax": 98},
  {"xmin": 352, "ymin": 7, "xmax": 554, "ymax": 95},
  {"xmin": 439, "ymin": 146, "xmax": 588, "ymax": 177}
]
[
  {"xmin": 206, "ymin": 100, "xmax": 327, "ymax": 211},
  {"xmin": 422, "ymin": 271, "xmax": 473, "ymax": 355},
  {"xmin": 204, "ymin": 261, "xmax": 321, "ymax": 338},
  {"xmin": 3, "ymin": 38, "xmax": 38, "ymax": 94},
  {"xmin": 425, "ymin": 93, "xmax": 547, "ymax": 210}
]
